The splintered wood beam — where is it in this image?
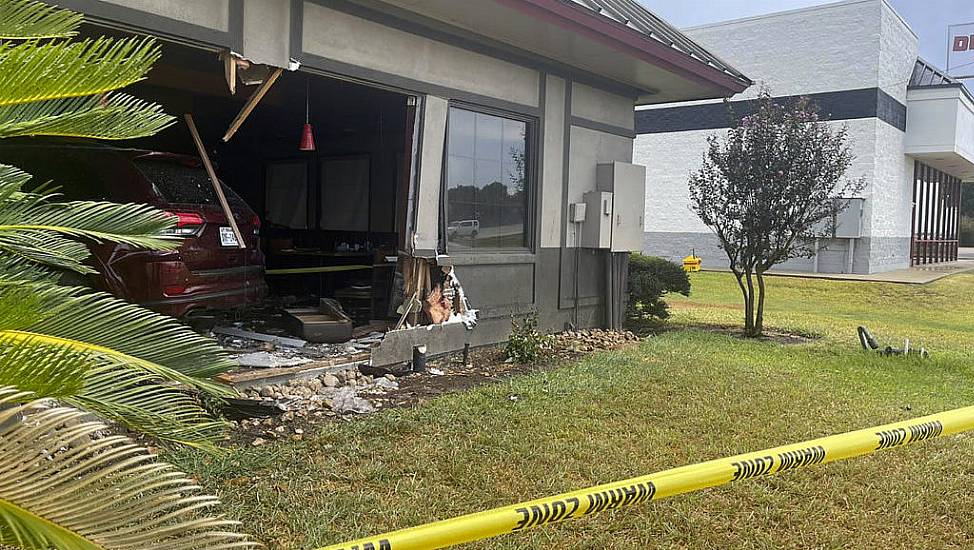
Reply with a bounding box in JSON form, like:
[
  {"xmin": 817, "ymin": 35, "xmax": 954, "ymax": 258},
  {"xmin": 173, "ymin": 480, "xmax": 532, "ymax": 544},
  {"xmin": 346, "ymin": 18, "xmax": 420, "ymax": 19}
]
[
  {"xmin": 184, "ymin": 113, "xmax": 247, "ymax": 249},
  {"xmin": 222, "ymin": 66, "xmax": 283, "ymax": 142}
]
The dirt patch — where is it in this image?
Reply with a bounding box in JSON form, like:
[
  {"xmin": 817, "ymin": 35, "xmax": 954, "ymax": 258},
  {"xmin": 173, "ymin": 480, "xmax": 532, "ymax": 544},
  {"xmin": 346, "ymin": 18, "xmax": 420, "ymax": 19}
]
[{"xmin": 690, "ymin": 324, "xmax": 819, "ymax": 345}]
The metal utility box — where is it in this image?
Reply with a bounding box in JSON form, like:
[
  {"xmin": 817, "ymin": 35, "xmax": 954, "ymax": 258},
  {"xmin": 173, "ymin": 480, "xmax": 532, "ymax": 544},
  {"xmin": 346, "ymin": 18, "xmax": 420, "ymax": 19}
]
[
  {"xmin": 597, "ymin": 162, "xmax": 647, "ymax": 252},
  {"xmin": 834, "ymin": 198, "xmax": 864, "ymax": 239},
  {"xmin": 581, "ymin": 191, "xmax": 613, "ymax": 249}
]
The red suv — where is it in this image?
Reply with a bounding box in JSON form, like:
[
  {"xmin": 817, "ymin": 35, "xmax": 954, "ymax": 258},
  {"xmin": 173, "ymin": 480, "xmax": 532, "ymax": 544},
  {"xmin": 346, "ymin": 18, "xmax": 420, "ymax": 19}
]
[{"xmin": 0, "ymin": 140, "xmax": 267, "ymax": 318}]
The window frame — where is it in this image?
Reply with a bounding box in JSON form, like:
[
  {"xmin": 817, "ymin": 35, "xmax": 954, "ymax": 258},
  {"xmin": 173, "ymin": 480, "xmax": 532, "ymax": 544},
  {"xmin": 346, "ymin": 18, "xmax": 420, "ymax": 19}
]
[{"xmin": 441, "ymin": 101, "xmax": 538, "ymax": 255}]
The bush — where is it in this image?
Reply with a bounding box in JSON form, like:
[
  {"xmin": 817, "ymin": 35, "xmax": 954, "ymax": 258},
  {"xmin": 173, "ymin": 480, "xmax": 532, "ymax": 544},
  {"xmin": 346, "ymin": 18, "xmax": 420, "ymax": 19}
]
[
  {"xmin": 506, "ymin": 312, "xmax": 554, "ymax": 364},
  {"xmin": 627, "ymin": 254, "xmax": 691, "ymax": 320}
]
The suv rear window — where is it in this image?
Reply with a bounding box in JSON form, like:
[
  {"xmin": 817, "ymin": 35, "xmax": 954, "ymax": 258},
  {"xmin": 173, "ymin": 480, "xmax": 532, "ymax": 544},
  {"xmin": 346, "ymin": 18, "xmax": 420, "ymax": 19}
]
[{"xmin": 134, "ymin": 160, "xmax": 248, "ymax": 209}]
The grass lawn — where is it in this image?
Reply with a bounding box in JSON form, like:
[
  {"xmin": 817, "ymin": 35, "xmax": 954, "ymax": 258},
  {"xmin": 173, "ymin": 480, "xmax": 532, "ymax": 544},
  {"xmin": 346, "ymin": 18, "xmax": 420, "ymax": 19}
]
[{"xmin": 168, "ymin": 272, "xmax": 974, "ymax": 549}]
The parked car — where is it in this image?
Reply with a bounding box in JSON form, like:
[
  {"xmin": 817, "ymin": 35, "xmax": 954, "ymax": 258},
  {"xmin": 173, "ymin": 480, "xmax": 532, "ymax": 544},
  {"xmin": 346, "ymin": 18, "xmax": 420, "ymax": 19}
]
[
  {"xmin": 0, "ymin": 139, "xmax": 267, "ymax": 318},
  {"xmin": 448, "ymin": 219, "xmax": 480, "ymax": 238}
]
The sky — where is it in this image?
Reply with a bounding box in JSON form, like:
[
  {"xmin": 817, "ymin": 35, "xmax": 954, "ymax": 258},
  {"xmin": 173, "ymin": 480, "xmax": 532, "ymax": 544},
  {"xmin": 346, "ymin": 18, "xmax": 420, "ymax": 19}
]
[{"xmin": 640, "ymin": 0, "xmax": 974, "ymax": 81}]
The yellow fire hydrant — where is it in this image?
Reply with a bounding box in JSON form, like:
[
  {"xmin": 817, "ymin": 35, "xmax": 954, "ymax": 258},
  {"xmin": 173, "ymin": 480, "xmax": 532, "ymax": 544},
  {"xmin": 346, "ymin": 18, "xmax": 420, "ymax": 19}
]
[{"xmin": 682, "ymin": 255, "xmax": 702, "ymax": 273}]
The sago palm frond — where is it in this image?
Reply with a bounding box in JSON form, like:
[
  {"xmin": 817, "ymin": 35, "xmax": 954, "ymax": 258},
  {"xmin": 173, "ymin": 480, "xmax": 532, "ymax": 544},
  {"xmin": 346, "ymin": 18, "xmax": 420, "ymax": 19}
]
[
  {"xmin": 0, "ymin": 334, "xmax": 86, "ymax": 397},
  {"xmin": 0, "ymin": 230, "xmax": 93, "ymax": 275},
  {"xmin": 0, "ymin": 387, "xmax": 259, "ymax": 550},
  {"xmin": 2, "ymin": 282, "xmax": 237, "ymax": 392},
  {"xmin": 0, "ymin": 93, "xmax": 175, "ymax": 140},
  {"xmin": 66, "ymin": 363, "xmax": 229, "ymax": 449},
  {"xmin": 0, "ymin": 163, "xmax": 178, "ymax": 276},
  {"xmin": 0, "ymin": 332, "xmax": 226, "ymax": 449},
  {"xmin": 0, "ymin": 0, "xmax": 81, "ymax": 40},
  {"xmin": 0, "ymin": 36, "xmax": 160, "ymax": 107}
]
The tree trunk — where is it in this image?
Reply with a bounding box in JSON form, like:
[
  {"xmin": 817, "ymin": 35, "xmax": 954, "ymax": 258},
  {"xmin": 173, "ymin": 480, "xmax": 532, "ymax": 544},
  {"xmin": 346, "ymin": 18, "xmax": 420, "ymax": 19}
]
[
  {"xmin": 743, "ymin": 270, "xmax": 756, "ymax": 337},
  {"xmin": 755, "ymin": 270, "xmax": 767, "ymax": 336}
]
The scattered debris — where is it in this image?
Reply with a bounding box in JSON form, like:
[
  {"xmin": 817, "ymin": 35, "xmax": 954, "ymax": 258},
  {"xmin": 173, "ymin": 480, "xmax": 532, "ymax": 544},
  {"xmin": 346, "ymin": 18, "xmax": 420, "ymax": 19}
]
[
  {"xmin": 235, "ymin": 351, "xmax": 312, "ymax": 369},
  {"xmin": 858, "ymin": 326, "xmax": 929, "ymax": 358},
  {"xmin": 222, "ymin": 328, "xmax": 642, "ymax": 445},
  {"xmin": 331, "ymin": 387, "xmax": 376, "ymax": 414},
  {"xmin": 213, "ymin": 326, "xmax": 307, "ymax": 348}
]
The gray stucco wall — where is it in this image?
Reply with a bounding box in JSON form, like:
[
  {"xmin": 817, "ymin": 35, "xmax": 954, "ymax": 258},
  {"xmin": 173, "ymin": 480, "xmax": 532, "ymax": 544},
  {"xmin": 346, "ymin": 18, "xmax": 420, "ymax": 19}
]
[{"xmin": 67, "ymin": 0, "xmax": 641, "ymax": 346}]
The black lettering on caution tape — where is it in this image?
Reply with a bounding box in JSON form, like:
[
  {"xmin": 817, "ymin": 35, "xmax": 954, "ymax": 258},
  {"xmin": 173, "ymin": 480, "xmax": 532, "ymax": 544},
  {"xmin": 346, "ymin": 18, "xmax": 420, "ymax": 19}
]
[
  {"xmin": 731, "ymin": 455, "xmax": 774, "ymax": 481},
  {"xmin": 513, "ymin": 482, "xmax": 655, "ymax": 532},
  {"xmin": 512, "ymin": 497, "xmax": 580, "ymax": 531},
  {"xmin": 876, "ymin": 421, "xmax": 943, "ymax": 451},
  {"xmin": 333, "ymin": 541, "xmax": 391, "ymax": 550},
  {"xmin": 775, "ymin": 446, "xmax": 826, "ymax": 473},
  {"xmin": 731, "ymin": 446, "xmax": 827, "ymax": 481},
  {"xmin": 583, "ymin": 482, "xmax": 656, "ymax": 517}
]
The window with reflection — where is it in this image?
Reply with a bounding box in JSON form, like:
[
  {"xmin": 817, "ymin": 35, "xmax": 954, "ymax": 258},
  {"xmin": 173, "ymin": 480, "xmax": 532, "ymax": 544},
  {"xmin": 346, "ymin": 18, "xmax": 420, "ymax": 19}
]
[{"xmin": 446, "ymin": 106, "xmax": 531, "ymax": 251}]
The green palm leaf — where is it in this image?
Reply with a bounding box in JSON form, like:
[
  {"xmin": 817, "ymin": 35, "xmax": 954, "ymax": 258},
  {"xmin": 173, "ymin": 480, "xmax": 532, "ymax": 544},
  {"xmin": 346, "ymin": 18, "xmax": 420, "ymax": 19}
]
[
  {"xmin": 0, "ymin": 230, "xmax": 94, "ymax": 274},
  {"xmin": 0, "ymin": 36, "xmax": 160, "ymax": 107},
  {"xmin": 0, "ymin": 162, "xmax": 179, "ymax": 276},
  {"xmin": 0, "ymin": 387, "xmax": 259, "ymax": 550},
  {"xmin": 0, "ymin": 335, "xmax": 86, "ymax": 397},
  {"xmin": 0, "ymin": 93, "xmax": 175, "ymax": 140},
  {"xmin": 0, "ymin": 0, "xmax": 81, "ymax": 40},
  {"xmin": 4, "ymin": 282, "xmax": 237, "ymax": 389},
  {"xmin": 65, "ymin": 363, "xmax": 229, "ymax": 450},
  {"xmin": 0, "ymin": 331, "xmax": 227, "ymax": 449}
]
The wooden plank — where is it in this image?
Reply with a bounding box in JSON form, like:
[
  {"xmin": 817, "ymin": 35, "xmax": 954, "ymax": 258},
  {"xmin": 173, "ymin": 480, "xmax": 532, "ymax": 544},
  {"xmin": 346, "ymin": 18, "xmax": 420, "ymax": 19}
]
[
  {"xmin": 215, "ymin": 352, "xmax": 371, "ymax": 386},
  {"xmin": 265, "ymin": 264, "xmax": 372, "ymax": 276},
  {"xmin": 184, "ymin": 113, "xmax": 247, "ymax": 249},
  {"xmin": 212, "ymin": 326, "xmax": 307, "ymax": 348},
  {"xmin": 222, "ymin": 66, "xmax": 283, "ymax": 142}
]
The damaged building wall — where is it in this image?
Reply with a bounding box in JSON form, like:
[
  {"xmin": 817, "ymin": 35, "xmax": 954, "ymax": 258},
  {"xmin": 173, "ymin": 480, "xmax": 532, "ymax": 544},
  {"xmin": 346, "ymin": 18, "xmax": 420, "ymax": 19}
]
[{"xmin": 61, "ymin": 0, "xmax": 641, "ymax": 351}]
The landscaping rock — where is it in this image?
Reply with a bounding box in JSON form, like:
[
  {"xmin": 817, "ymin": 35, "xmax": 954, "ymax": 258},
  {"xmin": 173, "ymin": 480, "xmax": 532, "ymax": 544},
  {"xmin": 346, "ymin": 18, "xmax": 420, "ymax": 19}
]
[{"xmin": 331, "ymin": 387, "xmax": 375, "ymax": 414}]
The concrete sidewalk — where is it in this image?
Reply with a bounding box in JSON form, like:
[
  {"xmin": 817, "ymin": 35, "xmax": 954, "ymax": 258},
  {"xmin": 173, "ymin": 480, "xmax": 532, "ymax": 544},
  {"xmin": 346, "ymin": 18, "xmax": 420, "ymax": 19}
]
[{"xmin": 761, "ymin": 260, "xmax": 974, "ymax": 284}]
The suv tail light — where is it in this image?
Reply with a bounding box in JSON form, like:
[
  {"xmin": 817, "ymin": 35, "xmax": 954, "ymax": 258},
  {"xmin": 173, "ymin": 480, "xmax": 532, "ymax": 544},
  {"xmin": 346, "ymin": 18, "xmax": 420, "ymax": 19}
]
[
  {"xmin": 252, "ymin": 213, "xmax": 261, "ymax": 236},
  {"xmin": 163, "ymin": 211, "xmax": 205, "ymax": 237}
]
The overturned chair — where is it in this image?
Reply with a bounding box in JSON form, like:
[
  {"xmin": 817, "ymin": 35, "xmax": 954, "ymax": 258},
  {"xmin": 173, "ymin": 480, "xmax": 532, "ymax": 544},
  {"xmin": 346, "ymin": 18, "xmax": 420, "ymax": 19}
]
[{"xmin": 858, "ymin": 326, "xmax": 929, "ymax": 358}]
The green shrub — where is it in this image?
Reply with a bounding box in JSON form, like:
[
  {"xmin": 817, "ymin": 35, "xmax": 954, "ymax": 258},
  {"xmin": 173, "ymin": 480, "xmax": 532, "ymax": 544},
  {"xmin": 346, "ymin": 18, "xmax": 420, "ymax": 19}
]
[
  {"xmin": 506, "ymin": 312, "xmax": 554, "ymax": 364},
  {"xmin": 627, "ymin": 254, "xmax": 691, "ymax": 321}
]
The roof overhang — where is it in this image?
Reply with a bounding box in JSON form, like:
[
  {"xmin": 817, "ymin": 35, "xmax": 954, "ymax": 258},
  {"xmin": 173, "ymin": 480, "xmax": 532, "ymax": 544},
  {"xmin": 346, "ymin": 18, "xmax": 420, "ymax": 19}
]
[
  {"xmin": 906, "ymin": 85, "xmax": 974, "ymax": 181},
  {"xmin": 364, "ymin": 0, "xmax": 751, "ymax": 104}
]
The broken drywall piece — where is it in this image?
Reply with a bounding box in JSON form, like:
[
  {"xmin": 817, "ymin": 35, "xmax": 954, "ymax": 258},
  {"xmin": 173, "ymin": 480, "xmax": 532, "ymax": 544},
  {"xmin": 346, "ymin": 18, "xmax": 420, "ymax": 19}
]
[
  {"xmin": 331, "ymin": 387, "xmax": 375, "ymax": 414},
  {"xmin": 442, "ymin": 266, "xmax": 478, "ymax": 329},
  {"xmin": 235, "ymin": 352, "xmax": 313, "ymax": 369}
]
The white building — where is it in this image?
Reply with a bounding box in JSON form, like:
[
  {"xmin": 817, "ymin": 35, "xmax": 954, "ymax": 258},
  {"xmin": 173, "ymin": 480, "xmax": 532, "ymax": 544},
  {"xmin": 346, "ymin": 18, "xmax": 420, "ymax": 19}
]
[{"xmin": 636, "ymin": 0, "xmax": 974, "ymax": 274}]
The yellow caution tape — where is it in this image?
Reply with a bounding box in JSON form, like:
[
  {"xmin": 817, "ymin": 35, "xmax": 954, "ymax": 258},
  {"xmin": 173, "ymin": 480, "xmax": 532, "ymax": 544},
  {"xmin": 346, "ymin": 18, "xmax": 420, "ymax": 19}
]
[{"xmin": 318, "ymin": 406, "xmax": 974, "ymax": 550}]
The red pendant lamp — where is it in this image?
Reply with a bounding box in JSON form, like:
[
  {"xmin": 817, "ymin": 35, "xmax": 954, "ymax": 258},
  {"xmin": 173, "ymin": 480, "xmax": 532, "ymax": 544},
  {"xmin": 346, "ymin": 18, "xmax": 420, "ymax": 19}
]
[{"xmin": 299, "ymin": 78, "xmax": 316, "ymax": 151}]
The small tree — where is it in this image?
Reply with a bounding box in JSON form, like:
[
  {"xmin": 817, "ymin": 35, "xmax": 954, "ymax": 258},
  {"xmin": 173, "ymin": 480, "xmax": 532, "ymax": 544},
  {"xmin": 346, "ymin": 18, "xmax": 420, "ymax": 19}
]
[{"xmin": 689, "ymin": 91, "xmax": 864, "ymax": 337}]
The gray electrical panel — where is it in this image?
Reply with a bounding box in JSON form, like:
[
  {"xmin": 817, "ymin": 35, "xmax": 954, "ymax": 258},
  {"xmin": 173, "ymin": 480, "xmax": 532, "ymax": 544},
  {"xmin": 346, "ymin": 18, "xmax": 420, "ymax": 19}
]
[
  {"xmin": 597, "ymin": 162, "xmax": 647, "ymax": 252},
  {"xmin": 834, "ymin": 198, "xmax": 864, "ymax": 239},
  {"xmin": 581, "ymin": 191, "xmax": 613, "ymax": 249}
]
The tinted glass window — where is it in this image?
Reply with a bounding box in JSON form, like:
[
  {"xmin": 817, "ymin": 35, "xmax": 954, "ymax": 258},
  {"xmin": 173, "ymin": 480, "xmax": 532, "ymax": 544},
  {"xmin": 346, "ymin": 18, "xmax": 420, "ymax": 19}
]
[
  {"xmin": 0, "ymin": 147, "xmax": 116, "ymax": 201},
  {"xmin": 135, "ymin": 160, "xmax": 247, "ymax": 210},
  {"xmin": 446, "ymin": 107, "xmax": 530, "ymax": 251}
]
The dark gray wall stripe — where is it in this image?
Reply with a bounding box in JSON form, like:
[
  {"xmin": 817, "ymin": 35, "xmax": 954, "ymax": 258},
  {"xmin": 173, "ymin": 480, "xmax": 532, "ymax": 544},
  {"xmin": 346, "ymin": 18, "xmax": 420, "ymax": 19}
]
[
  {"xmin": 635, "ymin": 88, "xmax": 908, "ymax": 135},
  {"xmin": 305, "ymin": 0, "xmax": 643, "ymax": 100},
  {"xmin": 59, "ymin": 0, "xmax": 232, "ymax": 49},
  {"xmin": 558, "ymin": 79, "xmax": 573, "ymax": 311},
  {"xmin": 570, "ymin": 116, "xmax": 636, "ymax": 139},
  {"xmin": 289, "ymin": 0, "xmax": 304, "ymax": 62},
  {"xmin": 301, "ymin": 53, "xmax": 541, "ymax": 117},
  {"xmin": 228, "ymin": 0, "xmax": 244, "ymax": 52}
]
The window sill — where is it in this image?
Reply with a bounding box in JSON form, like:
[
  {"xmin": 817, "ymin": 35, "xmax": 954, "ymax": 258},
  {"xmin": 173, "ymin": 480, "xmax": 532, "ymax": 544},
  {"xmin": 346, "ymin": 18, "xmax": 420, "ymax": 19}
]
[{"xmin": 444, "ymin": 252, "xmax": 536, "ymax": 266}]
